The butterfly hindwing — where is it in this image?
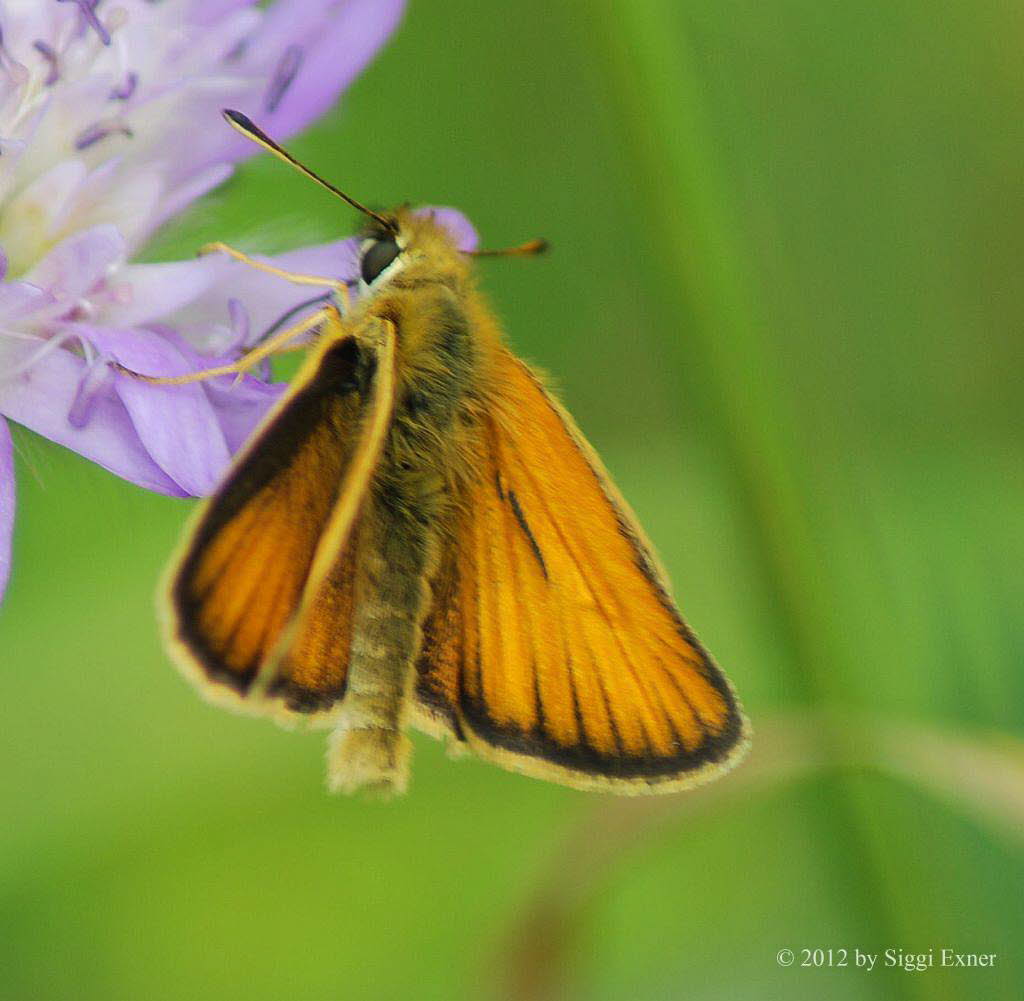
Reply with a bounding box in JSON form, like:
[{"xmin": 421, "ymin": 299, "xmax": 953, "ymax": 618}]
[{"xmin": 414, "ymin": 351, "xmax": 749, "ymax": 791}]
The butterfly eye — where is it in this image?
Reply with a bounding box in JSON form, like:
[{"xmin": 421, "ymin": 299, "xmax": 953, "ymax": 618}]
[{"xmin": 360, "ymin": 237, "xmax": 401, "ymax": 284}]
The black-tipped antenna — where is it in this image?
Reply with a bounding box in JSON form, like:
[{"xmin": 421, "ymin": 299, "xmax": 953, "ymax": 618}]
[
  {"xmin": 468, "ymin": 237, "xmax": 549, "ymax": 258},
  {"xmin": 223, "ymin": 109, "xmax": 396, "ymax": 233}
]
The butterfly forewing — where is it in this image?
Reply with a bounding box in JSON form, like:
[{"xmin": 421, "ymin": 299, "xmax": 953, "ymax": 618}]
[
  {"xmin": 165, "ymin": 312, "xmax": 394, "ymax": 719},
  {"xmin": 414, "ymin": 351, "xmax": 748, "ymax": 791}
]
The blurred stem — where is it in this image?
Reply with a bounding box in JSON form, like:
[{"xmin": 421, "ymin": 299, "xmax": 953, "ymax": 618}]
[
  {"xmin": 585, "ymin": 1, "xmax": 831, "ymax": 696},
  {"xmin": 579, "ymin": 0, "xmax": 924, "ymax": 995},
  {"xmin": 496, "ymin": 713, "xmax": 1024, "ymax": 1001}
]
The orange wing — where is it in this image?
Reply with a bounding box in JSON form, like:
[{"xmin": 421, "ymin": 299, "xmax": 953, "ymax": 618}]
[
  {"xmin": 414, "ymin": 351, "xmax": 748, "ymax": 792},
  {"xmin": 164, "ymin": 315, "xmax": 395, "ymax": 722}
]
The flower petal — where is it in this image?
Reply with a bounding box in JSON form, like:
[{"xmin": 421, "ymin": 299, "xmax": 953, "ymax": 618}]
[
  {"xmin": 0, "ymin": 349, "xmax": 185, "ymax": 496},
  {"xmin": 174, "ymin": 1, "xmax": 406, "ymax": 175},
  {"xmin": 25, "ymin": 224, "xmax": 125, "ymax": 306},
  {"xmin": 183, "ymin": 0, "xmax": 257, "ymax": 28},
  {"xmin": 101, "ymin": 258, "xmax": 225, "ymax": 328},
  {"xmin": 203, "ymin": 377, "xmax": 283, "ymax": 453},
  {"xmin": 0, "ymin": 160, "xmax": 88, "ymax": 275},
  {"xmin": 414, "ymin": 207, "xmax": 479, "ymax": 252},
  {"xmin": 71, "ymin": 325, "xmax": 232, "ymax": 496},
  {"xmin": 110, "ymin": 321, "xmax": 284, "ymax": 453},
  {"xmin": 147, "ymin": 163, "xmax": 235, "ymax": 237},
  {"xmin": 0, "ymin": 280, "xmax": 55, "ymax": 326},
  {"xmin": 259, "ymin": 0, "xmax": 408, "ymax": 137},
  {"xmin": 0, "ymin": 419, "xmax": 14, "ymax": 601}
]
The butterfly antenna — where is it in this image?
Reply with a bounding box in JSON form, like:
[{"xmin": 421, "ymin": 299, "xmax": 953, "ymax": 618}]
[
  {"xmin": 223, "ymin": 109, "xmax": 397, "ymax": 234},
  {"xmin": 468, "ymin": 238, "xmax": 549, "ymax": 258}
]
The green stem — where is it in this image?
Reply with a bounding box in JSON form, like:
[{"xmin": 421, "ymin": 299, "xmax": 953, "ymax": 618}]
[{"xmin": 582, "ymin": 1, "xmax": 925, "ymax": 996}]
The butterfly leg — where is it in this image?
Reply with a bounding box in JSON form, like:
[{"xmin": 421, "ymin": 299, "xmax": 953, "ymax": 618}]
[{"xmin": 112, "ymin": 306, "xmax": 336, "ymax": 386}]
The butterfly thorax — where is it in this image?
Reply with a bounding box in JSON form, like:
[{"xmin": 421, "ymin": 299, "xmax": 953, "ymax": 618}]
[{"xmin": 360, "ymin": 257, "xmax": 503, "ymax": 531}]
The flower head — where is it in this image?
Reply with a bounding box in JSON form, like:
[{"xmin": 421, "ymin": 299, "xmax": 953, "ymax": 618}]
[
  {"xmin": 0, "ymin": 0, "xmax": 413, "ymax": 601},
  {"xmin": 0, "ymin": 0, "xmax": 407, "ymax": 268}
]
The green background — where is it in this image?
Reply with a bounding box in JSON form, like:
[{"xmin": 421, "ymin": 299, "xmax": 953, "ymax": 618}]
[{"xmin": 3, "ymin": 1, "xmax": 1023, "ymax": 999}]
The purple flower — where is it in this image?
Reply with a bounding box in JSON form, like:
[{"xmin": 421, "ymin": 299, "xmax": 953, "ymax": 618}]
[{"xmin": 0, "ymin": 0, "xmax": 413, "ymax": 602}]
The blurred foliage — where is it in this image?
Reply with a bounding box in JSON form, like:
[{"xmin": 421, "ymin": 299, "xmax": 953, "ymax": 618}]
[{"xmin": 2, "ymin": 1, "xmax": 1023, "ymax": 999}]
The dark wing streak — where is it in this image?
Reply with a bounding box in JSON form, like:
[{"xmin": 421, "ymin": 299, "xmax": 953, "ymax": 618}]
[
  {"xmin": 655, "ymin": 687, "xmax": 689, "ymax": 754},
  {"xmin": 505, "ymin": 444, "xmax": 675, "ymax": 746},
  {"xmin": 254, "ymin": 463, "xmax": 322, "ymax": 676},
  {"xmin": 192, "ymin": 492, "xmax": 270, "ymax": 601},
  {"xmin": 507, "ymin": 488, "xmax": 548, "ymax": 580},
  {"xmin": 224, "ymin": 535, "xmax": 292, "ymax": 680},
  {"xmin": 516, "ymin": 358, "xmax": 679, "ymax": 609},
  {"xmin": 547, "ymin": 543, "xmax": 631, "ymax": 755},
  {"xmin": 653, "ymin": 634, "xmax": 715, "ymax": 730},
  {"xmin": 471, "ymin": 551, "xmax": 486, "ymax": 709},
  {"xmin": 211, "ymin": 494, "xmax": 294, "ymax": 674},
  {"xmin": 586, "ymin": 630, "xmax": 627, "ymax": 756},
  {"xmin": 628, "ymin": 656, "xmax": 690, "ymax": 756},
  {"xmin": 473, "ymin": 498, "xmax": 500, "ymax": 715},
  {"xmin": 532, "ymin": 665, "xmax": 547, "ymax": 735},
  {"xmin": 656, "ymin": 663, "xmax": 709, "ymax": 745},
  {"xmin": 502, "ymin": 480, "xmax": 545, "ymax": 734},
  {"xmin": 494, "ymin": 473, "xmax": 529, "ymax": 727},
  {"xmin": 458, "ymin": 527, "xmax": 482, "ymax": 710},
  {"xmin": 505, "ymin": 446, "xmax": 656, "ymax": 752},
  {"xmin": 564, "ymin": 641, "xmax": 587, "ymax": 750},
  {"xmin": 444, "ymin": 585, "xmax": 468, "ymax": 744},
  {"xmin": 495, "ymin": 426, "xmax": 644, "ymax": 750},
  {"xmin": 651, "ymin": 630, "xmax": 716, "ymax": 724},
  {"xmin": 247, "ymin": 476, "xmax": 301, "ymax": 670},
  {"xmin": 548, "ymin": 541, "xmax": 586, "ymax": 751}
]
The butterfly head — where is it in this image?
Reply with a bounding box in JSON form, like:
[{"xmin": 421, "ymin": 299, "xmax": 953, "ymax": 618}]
[{"xmin": 355, "ymin": 207, "xmax": 473, "ymax": 299}]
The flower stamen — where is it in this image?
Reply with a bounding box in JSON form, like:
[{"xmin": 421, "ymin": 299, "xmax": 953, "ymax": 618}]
[
  {"xmin": 109, "ymin": 71, "xmax": 138, "ymax": 101},
  {"xmin": 74, "ymin": 119, "xmax": 134, "ymax": 150},
  {"xmin": 56, "ymin": 0, "xmax": 112, "ymax": 48},
  {"xmin": 32, "ymin": 40, "xmax": 61, "ymax": 86},
  {"xmin": 227, "ymin": 298, "xmax": 251, "ymax": 351},
  {"xmin": 264, "ymin": 45, "xmax": 303, "ymax": 113},
  {"xmin": 68, "ymin": 355, "xmax": 115, "ymax": 428},
  {"xmin": 1, "ymin": 329, "xmax": 79, "ymax": 383},
  {"xmin": 0, "ymin": 29, "xmax": 30, "ymax": 85},
  {"xmin": 225, "ymin": 37, "xmax": 249, "ymax": 63}
]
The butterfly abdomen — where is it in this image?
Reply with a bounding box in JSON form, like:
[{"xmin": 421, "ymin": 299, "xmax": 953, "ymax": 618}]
[{"xmin": 326, "ymin": 488, "xmax": 440, "ymax": 795}]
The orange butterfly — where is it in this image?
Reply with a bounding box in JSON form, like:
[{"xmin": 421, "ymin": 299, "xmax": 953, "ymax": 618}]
[{"xmin": 152, "ymin": 111, "xmax": 749, "ymax": 795}]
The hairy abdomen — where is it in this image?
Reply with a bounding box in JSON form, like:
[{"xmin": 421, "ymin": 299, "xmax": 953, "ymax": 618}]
[{"xmin": 326, "ymin": 469, "xmax": 443, "ymax": 795}]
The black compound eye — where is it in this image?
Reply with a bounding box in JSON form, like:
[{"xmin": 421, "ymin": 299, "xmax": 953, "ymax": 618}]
[{"xmin": 360, "ymin": 237, "xmax": 401, "ymax": 284}]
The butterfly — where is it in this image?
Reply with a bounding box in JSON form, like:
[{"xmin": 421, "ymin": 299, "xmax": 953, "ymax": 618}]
[{"xmin": 154, "ymin": 111, "xmax": 749, "ymax": 795}]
